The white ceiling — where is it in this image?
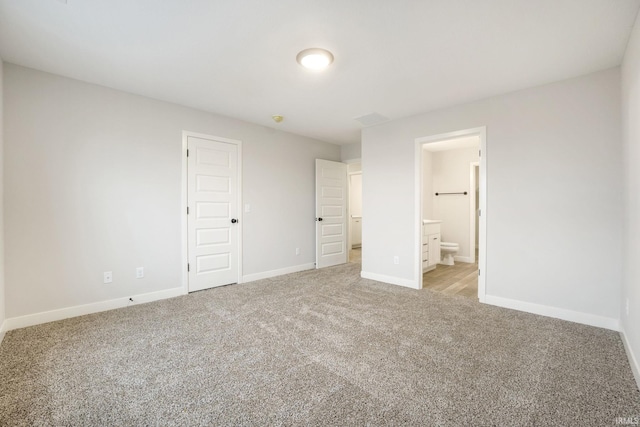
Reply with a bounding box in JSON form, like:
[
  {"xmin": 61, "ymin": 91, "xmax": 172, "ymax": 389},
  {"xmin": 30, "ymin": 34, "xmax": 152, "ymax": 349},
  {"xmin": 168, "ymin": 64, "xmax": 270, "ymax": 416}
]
[{"xmin": 1, "ymin": 1, "xmax": 638, "ymax": 145}]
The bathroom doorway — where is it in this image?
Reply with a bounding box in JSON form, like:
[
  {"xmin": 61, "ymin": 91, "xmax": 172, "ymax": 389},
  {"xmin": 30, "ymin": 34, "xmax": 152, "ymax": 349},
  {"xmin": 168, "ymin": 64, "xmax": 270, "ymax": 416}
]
[{"xmin": 415, "ymin": 127, "xmax": 487, "ymax": 302}]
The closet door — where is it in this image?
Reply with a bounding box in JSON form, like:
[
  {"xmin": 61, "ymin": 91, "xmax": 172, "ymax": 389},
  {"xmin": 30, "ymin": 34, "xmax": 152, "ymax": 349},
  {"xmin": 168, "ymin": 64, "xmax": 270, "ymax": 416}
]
[{"xmin": 187, "ymin": 135, "xmax": 240, "ymax": 291}]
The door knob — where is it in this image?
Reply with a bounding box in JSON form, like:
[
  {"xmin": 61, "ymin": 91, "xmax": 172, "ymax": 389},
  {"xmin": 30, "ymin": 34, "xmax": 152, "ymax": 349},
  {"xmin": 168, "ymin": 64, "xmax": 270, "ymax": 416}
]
[
  {"xmin": 231, "ymin": 218, "xmax": 238, "ymax": 224},
  {"xmin": 316, "ymin": 217, "xmax": 323, "ymax": 221}
]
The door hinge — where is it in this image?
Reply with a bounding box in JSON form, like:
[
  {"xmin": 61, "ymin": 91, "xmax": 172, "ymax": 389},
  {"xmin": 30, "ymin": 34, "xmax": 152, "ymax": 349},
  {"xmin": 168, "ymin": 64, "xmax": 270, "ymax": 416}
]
[
  {"xmin": 478, "ymin": 269, "xmax": 480, "ymax": 276},
  {"xmin": 187, "ymin": 263, "xmax": 190, "ymax": 272},
  {"xmin": 478, "ymin": 209, "xmax": 481, "ymax": 216},
  {"xmin": 186, "ymin": 149, "xmax": 189, "ymax": 157},
  {"xmin": 187, "ymin": 206, "xmax": 189, "ymax": 215},
  {"xmin": 479, "ymin": 149, "xmax": 481, "ymax": 157}
]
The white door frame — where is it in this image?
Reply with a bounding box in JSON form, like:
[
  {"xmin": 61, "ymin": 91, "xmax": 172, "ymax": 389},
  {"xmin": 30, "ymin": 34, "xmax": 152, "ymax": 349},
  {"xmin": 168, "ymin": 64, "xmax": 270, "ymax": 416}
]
[
  {"xmin": 181, "ymin": 130, "xmax": 243, "ymax": 293},
  {"xmin": 469, "ymin": 162, "xmax": 479, "ymax": 263},
  {"xmin": 415, "ymin": 127, "xmax": 487, "ymax": 302}
]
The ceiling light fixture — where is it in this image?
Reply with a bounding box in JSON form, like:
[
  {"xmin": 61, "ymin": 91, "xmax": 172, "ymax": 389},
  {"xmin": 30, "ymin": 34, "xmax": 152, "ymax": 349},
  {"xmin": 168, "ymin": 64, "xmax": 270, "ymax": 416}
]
[
  {"xmin": 296, "ymin": 48, "xmax": 334, "ymax": 71},
  {"xmin": 272, "ymin": 115, "xmax": 284, "ymax": 123}
]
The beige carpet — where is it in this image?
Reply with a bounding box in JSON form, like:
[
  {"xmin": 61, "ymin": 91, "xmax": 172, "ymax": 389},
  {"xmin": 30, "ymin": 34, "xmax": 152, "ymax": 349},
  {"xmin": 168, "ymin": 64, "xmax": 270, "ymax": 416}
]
[{"xmin": 0, "ymin": 262, "xmax": 639, "ymax": 426}]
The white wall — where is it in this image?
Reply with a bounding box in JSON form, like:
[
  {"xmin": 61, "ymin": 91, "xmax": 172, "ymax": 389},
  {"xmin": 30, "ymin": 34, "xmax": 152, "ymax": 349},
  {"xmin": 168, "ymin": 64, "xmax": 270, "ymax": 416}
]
[
  {"xmin": 422, "ymin": 150, "xmax": 433, "ymax": 220},
  {"xmin": 3, "ymin": 63, "xmax": 340, "ymax": 319},
  {"xmin": 341, "ymin": 142, "xmax": 361, "ymax": 162},
  {"xmin": 349, "ymin": 174, "xmax": 362, "ymax": 217},
  {"xmin": 348, "ymin": 163, "xmax": 363, "ymax": 250},
  {"xmin": 362, "ymin": 68, "xmax": 622, "ymax": 326},
  {"xmin": 347, "ymin": 163, "xmax": 361, "ymax": 174},
  {"xmin": 349, "ymin": 172, "xmax": 363, "ymax": 249},
  {"xmin": 621, "ymin": 11, "xmax": 640, "ymax": 386},
  {"xmin": 0, "ymin": 58, "xmax": 5, "ymax": 341},
  {"xmin": 428, "ymin": 147, "xmax": 479, "ymax": 260}
]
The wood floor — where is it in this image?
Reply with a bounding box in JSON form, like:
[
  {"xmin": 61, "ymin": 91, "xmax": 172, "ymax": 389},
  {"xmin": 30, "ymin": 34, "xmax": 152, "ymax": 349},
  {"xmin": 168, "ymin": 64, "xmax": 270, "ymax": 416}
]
[
  {"xmin": 349, "ymin": 247, "xmax": 362, "ymax": 263},
  {"xmin": 350, "ymin": 247, "xmax": 478, "ymax": 300},
  {"xmin": 423, "ymin": 252, "xmax": 478, "ymax": 299}
]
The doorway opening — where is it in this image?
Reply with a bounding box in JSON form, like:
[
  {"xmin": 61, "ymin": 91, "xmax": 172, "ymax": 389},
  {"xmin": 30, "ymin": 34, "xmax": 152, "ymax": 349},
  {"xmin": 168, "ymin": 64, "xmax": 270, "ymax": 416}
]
[
  {"xmin": 415, "ymin": 127, "xmax": 486, "ymax": 302},
  {"xmin": 347, "ymin": 162, "xmax": 362, "ymax": 264}
]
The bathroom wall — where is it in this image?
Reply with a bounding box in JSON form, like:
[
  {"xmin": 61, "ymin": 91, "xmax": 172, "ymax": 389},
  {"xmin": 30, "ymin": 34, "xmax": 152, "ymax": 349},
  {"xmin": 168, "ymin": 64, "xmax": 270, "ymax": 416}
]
[
  {"xmin": 349, "ymin": 174, "xmax": 363, "ymax": 217},
  {"xmin": 422, "ymin": 150, "xmax": 433, "ymax": 220},
  {"xmin": 429, "ymin": 147, "xmax": 479, "ymax": 261},
  {"xmin": 361, "ymin": 67, "xmax": 621, "ymax": 328}
]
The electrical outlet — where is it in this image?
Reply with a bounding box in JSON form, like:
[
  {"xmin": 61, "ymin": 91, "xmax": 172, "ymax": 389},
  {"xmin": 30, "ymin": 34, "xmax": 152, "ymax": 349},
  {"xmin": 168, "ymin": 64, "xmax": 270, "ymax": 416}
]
[
  {"xmin": 103, "ymin": 271, "xmax": 112, "ymax": 284},
  {"xmin": 245, "ymin": 204, "xmax": 251, "ymax": 213},
  {"xmin": 393, "ymin": 256, "xmax": 399, "ymax": 265},
  {"xmin": 136, "ymin": 267, "xmax": 144, "ymax": 279},
  {"xmin": 295, "ymin": 248, "xmax": 300, "ymax": 255}
]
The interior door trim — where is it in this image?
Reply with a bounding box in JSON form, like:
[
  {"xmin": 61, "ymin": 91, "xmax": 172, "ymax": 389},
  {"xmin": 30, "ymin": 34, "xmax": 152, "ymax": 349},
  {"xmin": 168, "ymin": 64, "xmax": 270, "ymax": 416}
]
[{"xmin": 414, "ymin": 126, "xmax": 487, "ymax": 301}]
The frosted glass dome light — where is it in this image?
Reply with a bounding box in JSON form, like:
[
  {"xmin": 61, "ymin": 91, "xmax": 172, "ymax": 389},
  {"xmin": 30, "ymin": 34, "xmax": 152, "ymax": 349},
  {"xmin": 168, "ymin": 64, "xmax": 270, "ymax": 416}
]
[{"xmin": 296, "ymin": 48, "xmax": 334, "ymax": 71}]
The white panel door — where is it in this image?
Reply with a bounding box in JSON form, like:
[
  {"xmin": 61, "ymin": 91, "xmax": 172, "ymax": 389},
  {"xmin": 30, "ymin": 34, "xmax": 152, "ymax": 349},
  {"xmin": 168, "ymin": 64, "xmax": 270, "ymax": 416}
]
[
  {"xmin": 316, "ymin": 159, "xmax": 348, "ymax": 268},
  {"xmin": 188, "ymin": 136, "xmax": 239, "ymax": 292}
]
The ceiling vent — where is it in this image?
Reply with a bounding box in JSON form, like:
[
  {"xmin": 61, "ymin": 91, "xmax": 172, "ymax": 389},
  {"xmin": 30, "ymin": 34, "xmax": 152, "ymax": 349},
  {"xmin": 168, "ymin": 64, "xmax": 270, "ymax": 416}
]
[{"xmin": 353, "ymin": 112, "xmax": 389, "ymax": 127}]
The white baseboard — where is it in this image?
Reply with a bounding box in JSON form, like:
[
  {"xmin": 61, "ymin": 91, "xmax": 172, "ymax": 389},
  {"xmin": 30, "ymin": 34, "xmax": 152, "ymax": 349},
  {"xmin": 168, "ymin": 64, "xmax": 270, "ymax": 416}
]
[
  {"xmin": 2, "ymin": 261, "xmax": 327, "ymax": 335},
  {"xmin": 620, "ymin": 328, "xmax": 640, "ymax": 390},
  {"xmin": 454, "ymin": 255, "xmax": 473, "ymax": 263},
  {"xmin": 360, "ymin": 271, "xmax": 418, "ymax": 289},
  {"xmin": 484, "ymin": 295, "xmax": 619, "ymax": 331},
  {"xmin": 2, "ymin": 287, "xmax": 186, "ymax": 333},
  {"xmin": 242, "ymin": 263, "xmax": 315, "ymax": 283}
]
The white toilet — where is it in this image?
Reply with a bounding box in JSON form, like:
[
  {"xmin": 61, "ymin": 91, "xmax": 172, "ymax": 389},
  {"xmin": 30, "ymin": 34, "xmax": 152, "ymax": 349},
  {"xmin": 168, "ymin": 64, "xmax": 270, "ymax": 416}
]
[{"xmin": 440, "ymin": 242, "xmax": 459, "ymax": 265}]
